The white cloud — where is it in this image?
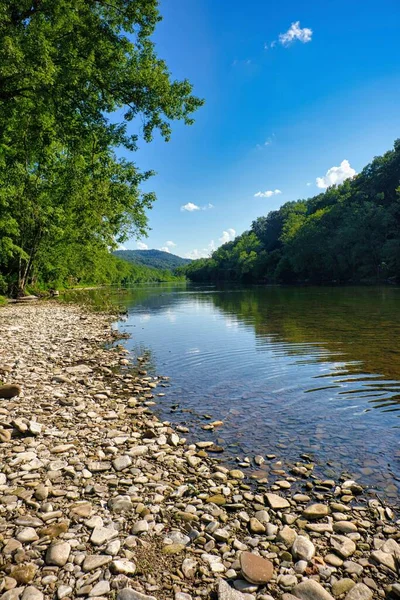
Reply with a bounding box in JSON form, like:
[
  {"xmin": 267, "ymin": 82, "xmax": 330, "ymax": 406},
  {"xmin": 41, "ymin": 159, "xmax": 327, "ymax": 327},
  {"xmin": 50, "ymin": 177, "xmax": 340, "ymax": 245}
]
[
  {"xmin": 159, "ymin": 247, "xmax": 170, "ymax": 253},
  {"xmin": 181, "ymin": 202, "xmax": 214, "ymax": 212},
  {"xmin": 137, "ymin": 241, "xmax": 148, "ymax": 250},
  {"xmin": 219, "ymin": 228, "xmax": 236, "ymax": 244},
  {"xmin": 254, "ymin": 189, "xmax": 282, "ymax": 198},
  {"xmin": 186, "ymin": 229, "xmax": 236, "ymax": 259},
  {"xmin": 316, "ymin": 160, "xmax": 357, "ymax": 189},
  {"xmin": 181, "ymin": 202, "xmax": 200, "ymax": 212},
  {"xmin": 279, "ymin": 21, "xmax": 313, "ymax": 46},
  {"xmin": 165, "ymin": 241, "xmax": 176, "ymax": 248},
  {"xmin": 185, "ymin": 241, "xmax": 215, "ymax": 260},
  {"xmin": 306, "ymin": 182, "xmax": 312, "ymax": 186},
  {"xmin": 118, "ymin": 245, "xmax": 127, "ymax": 251}
]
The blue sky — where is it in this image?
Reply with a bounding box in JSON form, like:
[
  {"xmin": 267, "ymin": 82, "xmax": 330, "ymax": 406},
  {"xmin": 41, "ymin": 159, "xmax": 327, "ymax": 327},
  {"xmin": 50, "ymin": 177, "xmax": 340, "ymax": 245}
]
[{"xmin": 121, "ymin": 0, "xmax": 400, "ymax": 258}]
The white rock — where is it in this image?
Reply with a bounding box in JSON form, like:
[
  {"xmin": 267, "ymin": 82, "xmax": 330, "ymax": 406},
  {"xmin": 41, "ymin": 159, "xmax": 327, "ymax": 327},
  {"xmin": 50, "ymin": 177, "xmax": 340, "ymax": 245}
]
[
  {"xmin": 292, "ymin": 536, "xmax": 315, "ymax": 562},
  {"xmin": 89, "ymin": 580, "xmax": 111, "ymax": 597},
  {"xmin": 110, "ymin": 560, "xmax": 137, "ymax": 575},
  {"xmin": 22, "ymin": 587, "xmax": 43, "ymax": 600},
  {"xmin": 45, "ymin": 542, "xmax": 71, "ymax": 567},
  {"xmin": 265, "ymin": 493, "xmax": 290, "ymax": 510}
]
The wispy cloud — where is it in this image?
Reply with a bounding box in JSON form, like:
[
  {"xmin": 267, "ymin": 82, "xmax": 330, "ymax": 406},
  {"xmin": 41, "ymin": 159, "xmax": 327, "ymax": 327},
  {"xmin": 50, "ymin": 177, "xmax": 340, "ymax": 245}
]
[
  {"xmin": 232, "ymin": 59, "xmax": 252, "ymax": 67},
  {"xmin": 316, "ymin": 160, "xmax": 357, "ymax": 189},
  {"xmin": 137, "ymin": 241, "xmax": 148, "ymax": 250},
  {"xmin": 279, "ymin": 21, "xmax": 313, "ymax": 46},
  {"xmin": 181, "ymin": 202, "xmax": 214, "ymax": 212},
  {"xmin": 256, "ymin": 134, "xmax": 275, "ymax": 150},
  {"xmin": 254, "ymin": 189, "xmax": 282, "ymax": 198}
]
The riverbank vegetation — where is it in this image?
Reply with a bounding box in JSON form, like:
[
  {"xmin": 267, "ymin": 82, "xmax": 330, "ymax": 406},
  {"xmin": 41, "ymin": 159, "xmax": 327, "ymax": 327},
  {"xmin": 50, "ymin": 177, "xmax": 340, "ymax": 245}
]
[
  {"xmin": 185, "ymin": 141, "xmax": 400, "ymax": 284},
  {"xmin": 0, "ymin": 0, "xmax": 202, "ymax": 296}
]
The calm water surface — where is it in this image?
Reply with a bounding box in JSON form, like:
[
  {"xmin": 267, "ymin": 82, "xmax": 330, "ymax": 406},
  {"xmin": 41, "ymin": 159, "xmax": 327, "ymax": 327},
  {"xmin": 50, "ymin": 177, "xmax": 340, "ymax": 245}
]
[{"xmin": 113, "ymin": 284, "xmax": 400, "ymax": 501}]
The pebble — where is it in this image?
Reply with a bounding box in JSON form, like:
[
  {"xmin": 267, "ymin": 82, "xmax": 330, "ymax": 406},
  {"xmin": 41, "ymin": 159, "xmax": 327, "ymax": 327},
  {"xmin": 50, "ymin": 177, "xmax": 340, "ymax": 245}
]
[
  {"xmin": 0, "ymin": 303, "xmax": 398, "ymax": 600},
  {"xmin": 45, "ymin": 541, "xmax": 71, "ymax": 566},
  {"xmin": 21, "ymin": 588, "xmax": 43, "ymax": 600},
  {"xmin": 292, "ymin": 536, "xmax": 315, "ymax": 562},
  {"xmin": 293, "ymin": 579, "xmax": 334, "ymax": 600}
]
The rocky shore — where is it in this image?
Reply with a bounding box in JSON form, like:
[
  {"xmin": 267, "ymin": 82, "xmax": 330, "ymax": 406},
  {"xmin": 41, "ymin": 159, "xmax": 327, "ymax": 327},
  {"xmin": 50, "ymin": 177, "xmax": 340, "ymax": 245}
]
[{"xmin": 0, "ymin": 302, "xmax": 399, "ymax": 600}]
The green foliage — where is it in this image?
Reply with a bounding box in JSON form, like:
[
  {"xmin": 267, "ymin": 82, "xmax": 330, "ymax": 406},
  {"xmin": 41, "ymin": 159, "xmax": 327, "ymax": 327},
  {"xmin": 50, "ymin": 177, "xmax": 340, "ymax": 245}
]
[
  {"xmin": 114, "ymin": 249, "xmax": 191, "ymax": 271},
  {"xmin": 186, "ymin": 140, "xmax": 400, "ymax": 285},
  {"xmin": 0, "ymin": 0, "xmax": 203, "ymax": 295}
]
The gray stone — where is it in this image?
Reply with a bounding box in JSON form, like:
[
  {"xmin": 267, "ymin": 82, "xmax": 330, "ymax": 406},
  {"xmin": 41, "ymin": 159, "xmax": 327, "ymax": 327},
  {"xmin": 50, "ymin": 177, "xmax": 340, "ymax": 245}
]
[
  {"xmin": 292, "ymin": 579, "xmax": 334, "ymax": 600},
  {"xmin": 345, "ymin": 583, "xmax": 373, "ymax": 600},
  {"xmin": 218, "ymin": 579, "xmax": 248, "ymax": 600},
  {"xmin": 82, "ymin": 555, "xmax": 112, "ymax": 572},
  {"xmin": 333, "ymin": 521, "xmax": 357, "ymax": 534},
  {"xmin": 88, "ymin": 581, "xmax": 111, "ymax": 597},
  {"xmin": 117, "ymin": 590, "xmax": 157, "ymax": 600},
  {"xmin": 21, "ymin": 589, "xmax": 43, "ymax": 600},
  {"xmin": 331, "ymin": 580, "xmax": 355, "ymax": 597},
  {"xmin": 110, "ymin": 560, "xmax": 136, "ymax": 575},
  {"xmin": 132, "ymin": 520, "xmax": 149, "ymax": 535},
  {"xmin": 90, "ymin": 526, "xmax": 118, "ymax": 546},
  {"xmin": 1, "ymin": 589, "xmax": 24, "ymax": 600},
  {"xmin": 16, "ymin": 528, "xmax": 39, "ymax": 543},
  {"xmin": 292, "ymin": 536, "xmax": 315, "ymax": 562},
  {"xmin": 45, "ymin": 542, "xmax": 71, "ymax": 566},
  {"xmin": 57, "ymin": 586, "xmax": 73, "ymax": 600},
  {"xmin": 370, "ymin": 550, "xmax": 396, "ymax": 571},
  {"xmin": 233, "ymin": 580, "xmax": 258, "ymax": 593},
  {"xmin": 108, "ymin": 495, "xmax": 133, "ymax": 513},
  {"xmin": 112, "ymin": 455, "xmax": 132, "ymax": 471},
  {"xmin": 381, "ymin": 538, "xmax": 400, "ymax": 557},
  {"xmin": 302, "ymin": 504, "xmax": 329, "ymax": 520},
  {"xmin": 265, "ymin": 493, "xmax": 290, "ymax": 510},
  {"xmin": 182, "ymin": 558, "xmax": 197, "ymax": 579},
  {"xmin": 277, "ymin": 525, "xmax": 297, "ymax": 548},
  {"xmin": 165, "ymin": 530, "xmax": 190, "ymax": 546},
  {"xmin": 344, "ymin": 584, "xmax": 373, "ymax": 600},
  {"xmin": 331, "ymin": 535, "xmax": 356, "ymax": 559}
]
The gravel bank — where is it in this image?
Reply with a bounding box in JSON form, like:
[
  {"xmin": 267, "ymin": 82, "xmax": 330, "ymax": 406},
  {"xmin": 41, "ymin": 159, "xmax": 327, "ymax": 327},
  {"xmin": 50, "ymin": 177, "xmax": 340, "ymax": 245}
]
[{"xmin": 0, "ymin": 302, "xmax": 399, "ymax": 600}]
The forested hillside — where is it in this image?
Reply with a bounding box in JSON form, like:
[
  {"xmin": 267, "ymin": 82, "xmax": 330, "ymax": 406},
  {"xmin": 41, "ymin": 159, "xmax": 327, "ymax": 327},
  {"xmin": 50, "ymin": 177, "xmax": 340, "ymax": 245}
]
[
  {"xmin": 0, "ymin": 1, "xmax": 202, "ymax": 296},
  {"xmin": 114, "ymin": 249, "xmax": 191, "ymax": 271},
  {"xmin": 186, "ymin": 141, "xmax": 400, "ymax": 284}
]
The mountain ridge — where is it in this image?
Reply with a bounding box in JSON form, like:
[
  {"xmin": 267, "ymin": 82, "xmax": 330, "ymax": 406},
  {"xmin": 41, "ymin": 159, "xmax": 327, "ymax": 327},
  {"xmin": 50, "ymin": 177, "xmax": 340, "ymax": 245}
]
[{"xmin": 114, "ymin": 249, "xmax": 191, "ymax": 271}]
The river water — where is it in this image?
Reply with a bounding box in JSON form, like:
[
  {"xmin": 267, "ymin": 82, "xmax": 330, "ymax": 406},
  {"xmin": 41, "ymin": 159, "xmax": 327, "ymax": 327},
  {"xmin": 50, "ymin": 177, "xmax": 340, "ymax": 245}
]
[{"xmin": 106, "ymin": 284, "xmax": 400, "ymax": 502}]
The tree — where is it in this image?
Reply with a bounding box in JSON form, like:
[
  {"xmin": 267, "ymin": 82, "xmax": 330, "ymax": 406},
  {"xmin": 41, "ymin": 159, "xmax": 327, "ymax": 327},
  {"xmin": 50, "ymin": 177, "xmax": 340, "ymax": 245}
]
[{"xmin": 0, "ymin": 0, "xmax": 203, "ymax": 293}]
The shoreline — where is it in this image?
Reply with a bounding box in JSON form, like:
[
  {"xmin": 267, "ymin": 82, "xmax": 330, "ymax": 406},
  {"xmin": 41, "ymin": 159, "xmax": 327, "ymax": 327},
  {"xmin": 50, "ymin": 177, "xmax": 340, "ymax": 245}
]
[{"xmin": 0, "ymin": 303, "xmax": 399, "ymax": 600}]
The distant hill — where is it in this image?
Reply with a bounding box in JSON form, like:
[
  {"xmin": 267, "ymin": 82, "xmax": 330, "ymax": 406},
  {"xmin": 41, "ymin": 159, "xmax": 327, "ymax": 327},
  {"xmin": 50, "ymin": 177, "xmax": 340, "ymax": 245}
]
[{"xmin": 114, "ymin": 249, "xmax": 191, "ymax": 271}]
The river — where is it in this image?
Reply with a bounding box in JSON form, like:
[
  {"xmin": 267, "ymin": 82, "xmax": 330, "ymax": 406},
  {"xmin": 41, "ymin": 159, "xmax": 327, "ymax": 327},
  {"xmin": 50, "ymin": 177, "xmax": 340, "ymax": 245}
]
[{"xmin": 91, "ymin": 284, "xmax": 400, "ymax": 502}]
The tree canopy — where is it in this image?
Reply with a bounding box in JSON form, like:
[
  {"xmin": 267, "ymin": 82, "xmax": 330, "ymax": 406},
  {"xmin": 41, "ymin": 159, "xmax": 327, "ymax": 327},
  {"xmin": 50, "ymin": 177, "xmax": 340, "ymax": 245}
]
[
  {"xmin": 0, "ymin": 0, "xmax": 203, "ymax": 294},
  {"xmin": 185, "ymin": 141, "xmax": 400, "ymax": 285}
]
